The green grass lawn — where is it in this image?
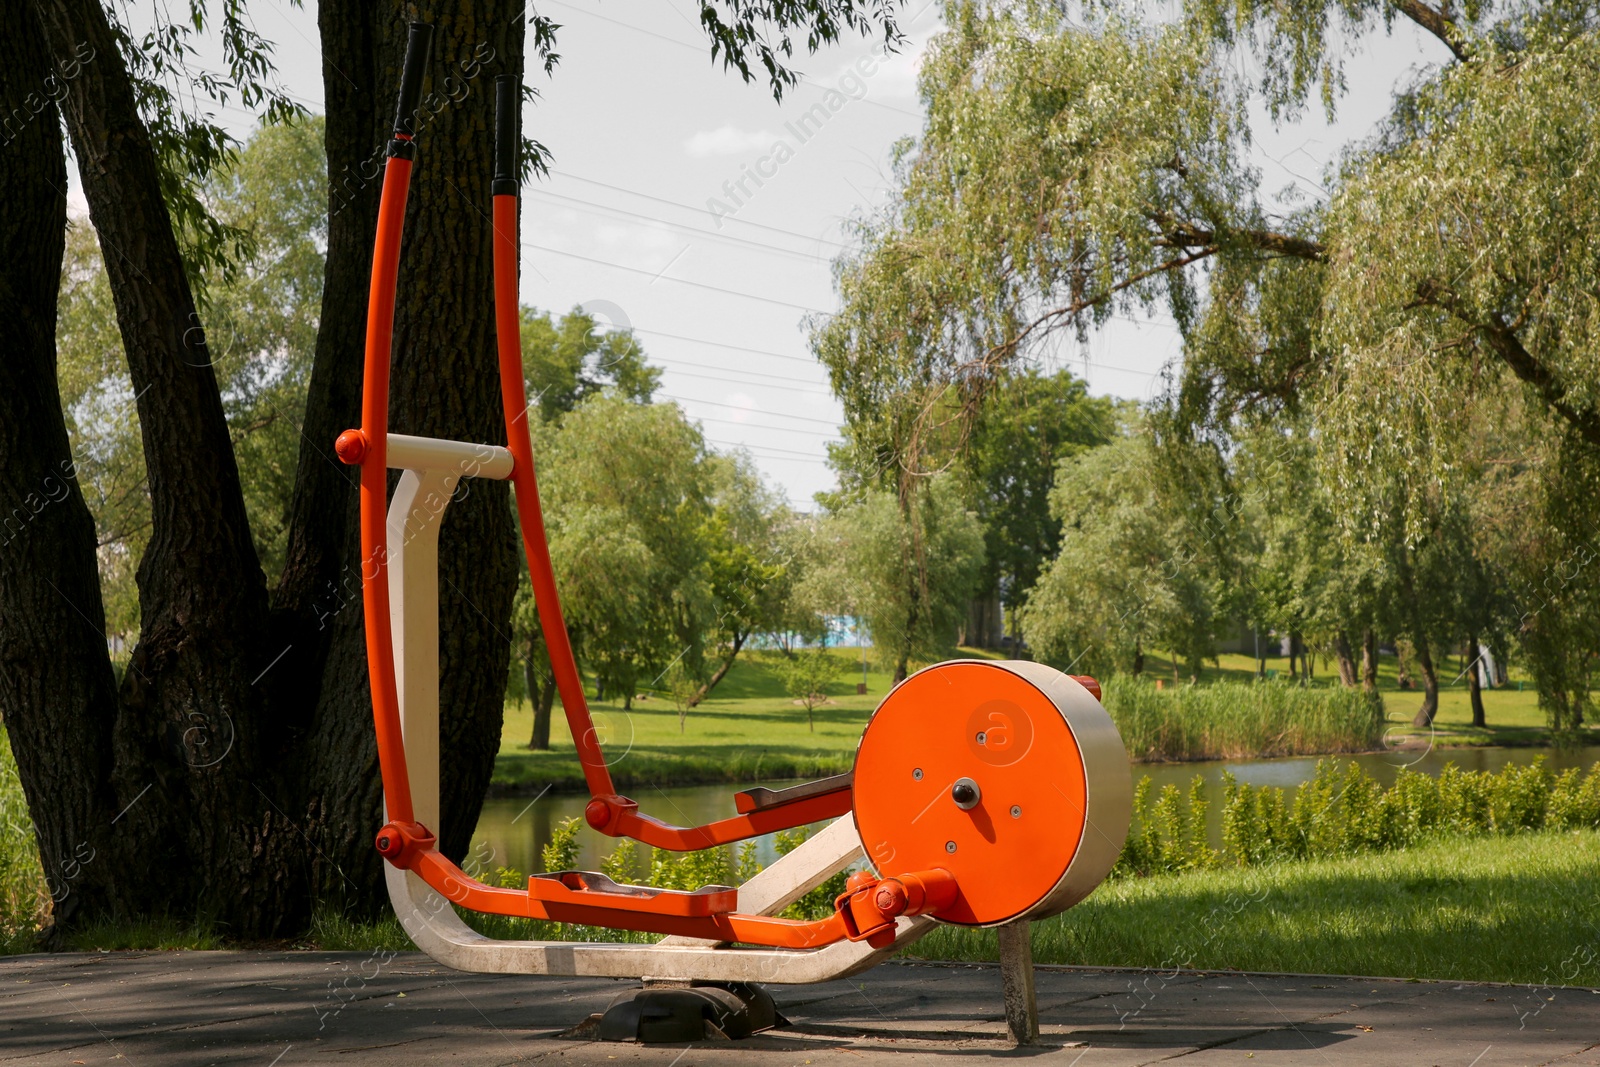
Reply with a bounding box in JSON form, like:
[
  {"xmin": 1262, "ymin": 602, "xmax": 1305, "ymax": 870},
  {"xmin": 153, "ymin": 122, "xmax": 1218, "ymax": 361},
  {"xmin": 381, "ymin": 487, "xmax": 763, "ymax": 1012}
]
[
  {"xmin": 495, "ymin": 646, "xmax": 1588, "ymax": 794},
  {"xmin": 313, "ymin": 827, "xmax": 1600, "ymax": 988},
  {"xmin": 494, "ymin": 647, "xmax": 911, "ymax": 793},
  {"xmin": 907, "ymin": 828, "xmax": 1600, "ymax": 986}
]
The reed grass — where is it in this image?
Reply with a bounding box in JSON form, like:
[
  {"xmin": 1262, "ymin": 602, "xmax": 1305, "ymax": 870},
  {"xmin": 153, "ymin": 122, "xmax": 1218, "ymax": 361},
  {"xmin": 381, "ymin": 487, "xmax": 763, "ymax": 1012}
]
[{"xmin": 1101, "ymin": 676, "xmax": 1385, "ymax": 763}]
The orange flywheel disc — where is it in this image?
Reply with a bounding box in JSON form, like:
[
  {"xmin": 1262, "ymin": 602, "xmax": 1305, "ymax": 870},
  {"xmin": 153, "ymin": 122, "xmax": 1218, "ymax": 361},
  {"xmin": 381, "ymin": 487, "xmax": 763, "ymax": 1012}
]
[{"xmin": 851, "ymin": 660, "xmax": 1132, "ymax": 927}]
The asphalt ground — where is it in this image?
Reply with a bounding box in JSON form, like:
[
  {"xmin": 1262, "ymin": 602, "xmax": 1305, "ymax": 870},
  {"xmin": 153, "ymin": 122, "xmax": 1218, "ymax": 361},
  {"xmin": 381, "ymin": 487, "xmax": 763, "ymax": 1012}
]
[{"xmin": 3, "ymin": 952, "xmax": 1597, "ymax": 1065}]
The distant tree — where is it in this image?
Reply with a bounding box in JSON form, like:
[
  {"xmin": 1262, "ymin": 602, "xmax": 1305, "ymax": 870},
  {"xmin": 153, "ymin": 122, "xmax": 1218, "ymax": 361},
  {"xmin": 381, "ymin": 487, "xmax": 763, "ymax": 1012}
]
[
  {"xmin": 963, "ymin": 367, "xmax": 1116, "ymax": 647},
  {"xmin": 689, "ymin": 452, "xmax": 791, "ymax": 706},
  {"xmin": 802, "ymin": 474, "xmax": 984, "ymax": 682},
  {"xmin": 539, "ymin": 397, "xmax": 712, "ymax": 713},
  {"xmin": 520, "ymin": 307, "xmax": 660, "ymax": 422},
  {"xmin": 782, "ymin": 646, "xmax": 841, "ymax": 732},
  {"xmin": 1024, "ymin": 419, "xmax": 1225, "ymax": 680},
  {"xmin": 1230, "ymin": 425, "xmax": 1385, "ymax": 688},
  {"xmin": 766, "ymin": 515, "xmax": 833, "ymax": 656},
  {"xmin": 510, "ymin": 315, "xmax": 660, "ymax": 748}
]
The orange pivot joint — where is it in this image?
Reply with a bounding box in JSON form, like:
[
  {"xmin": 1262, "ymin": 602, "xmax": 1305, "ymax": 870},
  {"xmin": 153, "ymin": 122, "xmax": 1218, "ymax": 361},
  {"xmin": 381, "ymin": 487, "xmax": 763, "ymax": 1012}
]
[
  {"xmin": 334, "ymin": 428, "xmax": 368, "ymax": 465},
  {"xmin": 374, "ymin": 820, "xmax": 436, "ymax": 870},
  {"xmin": 835, "ymin": 867, "xmax": 959, "ymax": 947}
]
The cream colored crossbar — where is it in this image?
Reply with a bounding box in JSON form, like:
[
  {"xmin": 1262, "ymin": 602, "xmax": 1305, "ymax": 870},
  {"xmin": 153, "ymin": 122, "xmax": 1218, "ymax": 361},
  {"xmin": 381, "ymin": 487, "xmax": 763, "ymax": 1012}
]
[
  {"xmin": 381, "ymin": 453, "xmax": 932, "ymax": 981},
  {"xmin": 386, "ymin": 433, "xmax": 513, "ymax": 480}
]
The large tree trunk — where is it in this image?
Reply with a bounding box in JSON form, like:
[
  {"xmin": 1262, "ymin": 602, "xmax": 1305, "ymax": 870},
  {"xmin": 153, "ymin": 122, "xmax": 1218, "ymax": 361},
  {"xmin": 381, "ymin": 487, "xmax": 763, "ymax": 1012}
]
[
  {"xmin": 284, "ymin": 1, "xmax": 525, "ymax": 900},
  {"xmin": 1411, "ymin": 633, "xmax": 1440, "ymax": 727},
  {"xmin": 1361, "ymin": 628, "xmax": 1379, "ymax": 693},
  {"xmin": 8, "ymin": 0, "xmax": 525, "ymax": 938},
  {"xmin": 30, "ymin": 0, "xmax": 294, "ymax": 936},
  {"xmin": 1334, "ymin": 631, "xmax": 1358, "ymax": 688},
  {"xmin": 1466, "ymin": 632, "xmax": 1487, "ymax": 728},
  {"xmin": 0, "ymin": 6, "xmax": 126, "ymax": 942}
]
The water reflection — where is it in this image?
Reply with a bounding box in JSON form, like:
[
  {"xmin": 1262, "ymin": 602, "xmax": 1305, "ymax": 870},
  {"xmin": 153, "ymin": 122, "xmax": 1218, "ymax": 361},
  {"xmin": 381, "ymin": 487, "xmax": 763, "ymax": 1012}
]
[{"xmin": 471, "ymin": 780, "xmax": 825, "ymax": 878}]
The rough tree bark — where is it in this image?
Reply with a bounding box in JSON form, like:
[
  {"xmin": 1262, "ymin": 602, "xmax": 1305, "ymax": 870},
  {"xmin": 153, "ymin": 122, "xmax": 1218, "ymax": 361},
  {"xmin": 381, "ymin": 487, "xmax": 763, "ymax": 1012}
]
[
  {"xmin": 0, "ymin": 5, "xmax": 126, "ymax": 941},
  {"xmin": 29, "ymin": 0, "xmax": 290, "ymax": 935},
  {"xmin": 4, "ymin": 0, "xmax": 525, "ymax": 939}
]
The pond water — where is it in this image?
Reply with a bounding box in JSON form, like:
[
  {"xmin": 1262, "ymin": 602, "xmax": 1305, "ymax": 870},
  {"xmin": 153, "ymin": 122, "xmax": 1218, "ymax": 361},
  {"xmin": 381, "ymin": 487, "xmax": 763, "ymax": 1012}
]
[{"xmin": 469, "ymin": 743, "xmax": 1600, "ymax": 877}]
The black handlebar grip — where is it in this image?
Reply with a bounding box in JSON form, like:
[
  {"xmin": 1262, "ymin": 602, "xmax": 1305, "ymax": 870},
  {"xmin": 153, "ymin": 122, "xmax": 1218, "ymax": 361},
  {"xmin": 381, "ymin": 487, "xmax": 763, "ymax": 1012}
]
[
  {"xmin": 492, "ymin": 75, "xmax": 520, "ymax": 195},
  {"xmin": 393, "ymin": 22, "xmax": 435, "ymax": 138}
]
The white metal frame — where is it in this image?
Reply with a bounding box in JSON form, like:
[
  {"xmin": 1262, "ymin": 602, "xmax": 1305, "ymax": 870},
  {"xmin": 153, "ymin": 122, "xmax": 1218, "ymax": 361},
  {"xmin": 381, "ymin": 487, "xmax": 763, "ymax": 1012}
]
[{"xmin": 380, "ymin": 439, "xmax": 933, "ymax": 982}]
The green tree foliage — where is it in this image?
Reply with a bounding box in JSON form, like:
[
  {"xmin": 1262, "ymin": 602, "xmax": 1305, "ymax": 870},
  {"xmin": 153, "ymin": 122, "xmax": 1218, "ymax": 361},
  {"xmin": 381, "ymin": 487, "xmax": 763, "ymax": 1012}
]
[
  {"xmin": 511, "ymin": 309, "xmax": 660, "ymax": 744},
  {"xmin": 537, "ymin": 397, "xmax": 713, "ymax": 711},
  {"xmin": 823, "ymin": 0, "xmax": 1600, "ymax": 728},
  {"xmin": 1023, "ymin": 418, "xmax": 1226, "ymax": 679},
  {"xmin": 691, "ymin": 453, "xmax": 793, "ymax": 704},
  {"xmin": 781, "ymin": 646, "xmax": 841, "ymax": 731},
  {"xmin": 520, "ymin": 307, "xmax": 661, "ymax": 422},
  {"xmin": 963, "ymin": 367, "xmax": 1116, "ymax": 643},
  {"xmin": 801, "ymin": 473, "xmax": 984, "ymax": 680}
]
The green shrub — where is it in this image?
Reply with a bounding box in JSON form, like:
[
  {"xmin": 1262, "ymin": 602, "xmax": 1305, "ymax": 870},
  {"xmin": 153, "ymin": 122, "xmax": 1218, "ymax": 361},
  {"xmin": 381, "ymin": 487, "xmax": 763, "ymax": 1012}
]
[
  {"xmin": 1117, "ymin": 756, "xmax": 1600, "ymax": 877},
  {"xmin": 1101, "ymin": 677, "xmax": 1384, "ymax": 762}
]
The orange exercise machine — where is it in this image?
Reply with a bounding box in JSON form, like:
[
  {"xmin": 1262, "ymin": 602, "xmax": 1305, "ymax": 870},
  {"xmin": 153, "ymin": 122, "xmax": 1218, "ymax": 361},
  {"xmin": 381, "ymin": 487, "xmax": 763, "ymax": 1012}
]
[{"xmin": 341, "ymin": 22, "xmax": 1131, "ymax": 1034}]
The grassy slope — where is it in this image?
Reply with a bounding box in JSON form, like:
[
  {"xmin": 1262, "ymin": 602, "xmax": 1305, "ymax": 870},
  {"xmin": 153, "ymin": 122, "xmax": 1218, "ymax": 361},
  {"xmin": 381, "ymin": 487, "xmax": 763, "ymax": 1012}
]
[
  {"xmin": 907, "ymin": 828, "xmax": 1600, "ymax": 986},
  {"xmin": 493, "ymin": 646, "xmax": 1587, "ymax": 793}
]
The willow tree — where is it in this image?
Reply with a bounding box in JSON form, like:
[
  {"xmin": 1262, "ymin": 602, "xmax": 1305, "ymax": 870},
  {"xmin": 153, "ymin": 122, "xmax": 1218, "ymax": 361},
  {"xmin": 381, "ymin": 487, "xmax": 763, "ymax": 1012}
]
[
  {"xmin": 817, "ymin": 0, "xmax": 1600, "ymax": 726},
  {"xmin": 2, "ymin": 0, "xmax": 905, "ymax": 942}
]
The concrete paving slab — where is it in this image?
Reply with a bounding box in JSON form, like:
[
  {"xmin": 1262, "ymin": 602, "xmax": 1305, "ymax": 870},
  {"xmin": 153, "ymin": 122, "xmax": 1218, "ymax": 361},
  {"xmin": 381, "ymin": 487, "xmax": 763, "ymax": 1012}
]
[{"xmin": 0, "ymin": 953, "xmax": 1595, "ymax": 1066}]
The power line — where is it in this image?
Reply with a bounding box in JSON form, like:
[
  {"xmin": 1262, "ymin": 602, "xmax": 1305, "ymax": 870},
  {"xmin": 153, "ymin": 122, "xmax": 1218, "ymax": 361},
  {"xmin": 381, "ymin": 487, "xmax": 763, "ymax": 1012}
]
[
  {"xmin": 654, "ymin": 365, "xmax": 832, "ymax": 394},
  {"xmin": 631, "ymin": 325, "xmax": 822, "ymax": 366},
  {"xmin": 690, "ymin": 413, "xmax": 841, "ymax": 440},
  {"xmin": 521, "ymin": 240, "xmax": 827, "ymax": 314},
  {"xmin": 704, "ymin": 438, "xmax": 834, "ymax": 463},
  {"xmin": 650, "ymin": 352, "xmax": 826, "ymax": 385},
  {"xmin": 525, "ymin": 188, "xmax": 829, "ymax": 264},
  {"xmin": 552, "ymin": 172, "xmax": 854, "ymax": 252},
  {"xmin": 659, "ymin": 392, "xmax": 841, "ymax": 426}
]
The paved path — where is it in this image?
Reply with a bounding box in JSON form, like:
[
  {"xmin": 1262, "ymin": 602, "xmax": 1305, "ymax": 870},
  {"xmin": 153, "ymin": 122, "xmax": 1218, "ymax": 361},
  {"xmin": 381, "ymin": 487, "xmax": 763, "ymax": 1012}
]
[{"xmin": 2, "ymin": 952, "xmax": 1596, "ymax": 1065}]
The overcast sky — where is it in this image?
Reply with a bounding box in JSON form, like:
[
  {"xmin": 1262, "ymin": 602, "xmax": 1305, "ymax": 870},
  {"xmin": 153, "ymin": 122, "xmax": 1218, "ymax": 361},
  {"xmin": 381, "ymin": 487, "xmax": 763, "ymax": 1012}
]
[{"xmin": 81, "ymin": 1, "xmax": 1454, "ymax": 508}]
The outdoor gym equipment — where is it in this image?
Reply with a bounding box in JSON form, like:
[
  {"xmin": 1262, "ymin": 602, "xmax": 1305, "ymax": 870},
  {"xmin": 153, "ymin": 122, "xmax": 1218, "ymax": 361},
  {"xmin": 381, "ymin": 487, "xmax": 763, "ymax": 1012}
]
[{"xmin": 340, "ymin": 23, "xmax": 1132, "ymax": 1040}]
